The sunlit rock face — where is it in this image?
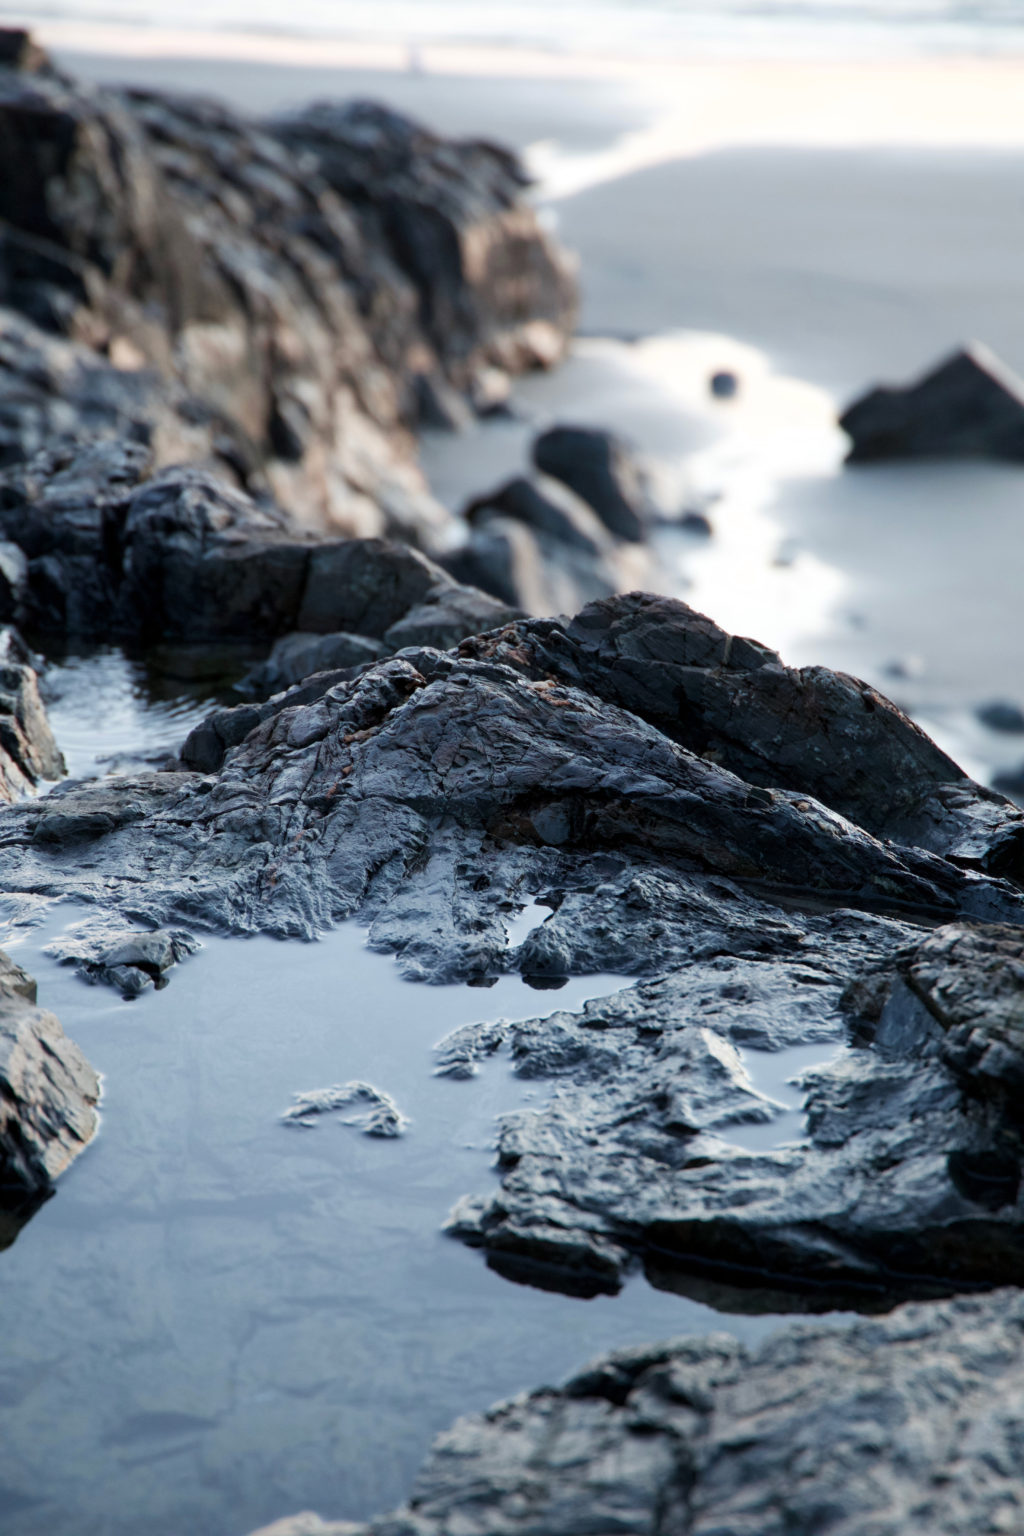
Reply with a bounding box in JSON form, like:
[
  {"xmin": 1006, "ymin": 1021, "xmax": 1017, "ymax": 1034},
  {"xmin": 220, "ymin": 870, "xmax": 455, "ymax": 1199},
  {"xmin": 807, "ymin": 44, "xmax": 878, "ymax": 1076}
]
[
  {"xmin": 0, "ymin": 949, "xmax": 99, "ymax": 1251},
  {"xmin": 0, "ymin": 32, "xmax": 576, "ymax": 539}
]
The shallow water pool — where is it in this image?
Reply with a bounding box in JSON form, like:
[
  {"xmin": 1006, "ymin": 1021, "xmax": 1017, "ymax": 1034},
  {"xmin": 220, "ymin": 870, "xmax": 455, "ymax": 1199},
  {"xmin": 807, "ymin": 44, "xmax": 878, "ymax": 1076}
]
[{"xmin": 0, "ymin": 905, "xmax": 792, "ymax": 1536}]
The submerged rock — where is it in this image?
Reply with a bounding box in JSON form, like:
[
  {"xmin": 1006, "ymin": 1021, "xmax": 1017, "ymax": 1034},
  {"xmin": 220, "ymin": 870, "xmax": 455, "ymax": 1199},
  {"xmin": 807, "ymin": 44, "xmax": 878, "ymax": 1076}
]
[
  {"xmin": 281, "ymin": 1081, "xmax": 408, "ymax": 1138},
  {"xmin": 270, "ymin": 1288, "xmax": 1024, "ymax": 1536},
  {"xmin": 44, "ymin": 914, "xmax": 199, "ymax": 998},
  {"xmin": 0, "ymin": 948, "xmax": 99, "ymax": 1249},
  {"xmin": 840, "ymin": 343, "xmax": 1024, "ymax": 462},
  {"xmin": 977, "ymin": 698, "xmax": 1024, "ymax": 734}
]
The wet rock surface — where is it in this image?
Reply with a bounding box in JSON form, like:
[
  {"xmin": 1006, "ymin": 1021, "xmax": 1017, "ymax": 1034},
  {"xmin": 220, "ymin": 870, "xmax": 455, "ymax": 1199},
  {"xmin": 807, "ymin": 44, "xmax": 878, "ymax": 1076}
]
[
  {"xmin": 0, "ymin": 594, "xmax": 1023, "ymax": 1303},
  {"xmin": 288, "ymin": 1288, "xmax": 1024, "ymax": 1536},
  {"xmin": 841, "ymin": 343, "xmax": 1024, "ymax": 462},
  {"xmin": 0, "ymin": 947, "xmax": 99, "ymax": 1248},
  {"xmin": 43, "ymin": 912, "xmax": 199, "ymax": 998}
]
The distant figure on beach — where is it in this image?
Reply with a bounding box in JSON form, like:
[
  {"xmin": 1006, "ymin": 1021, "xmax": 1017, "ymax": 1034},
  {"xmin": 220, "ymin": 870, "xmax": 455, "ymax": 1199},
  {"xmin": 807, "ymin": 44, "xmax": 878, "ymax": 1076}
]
[{"xmin": 407, "ymin": 42, "xmax": 425, "ymax": 76}]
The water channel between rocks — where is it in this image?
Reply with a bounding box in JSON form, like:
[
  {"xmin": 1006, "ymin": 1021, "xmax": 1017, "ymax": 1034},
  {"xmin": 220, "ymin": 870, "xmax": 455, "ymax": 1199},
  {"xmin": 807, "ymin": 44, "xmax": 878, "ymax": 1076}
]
[{"xmin": 0, "ymin": 895, "xmax": 816, "ymax": 1536}]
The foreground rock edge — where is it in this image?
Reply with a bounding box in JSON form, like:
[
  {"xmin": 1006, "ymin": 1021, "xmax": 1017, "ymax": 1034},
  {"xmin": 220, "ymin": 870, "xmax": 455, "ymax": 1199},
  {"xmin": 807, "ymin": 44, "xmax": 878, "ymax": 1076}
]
[{"xmin": 247, "ymin": 1286, "xmax": 1024, "ymax": 1536}]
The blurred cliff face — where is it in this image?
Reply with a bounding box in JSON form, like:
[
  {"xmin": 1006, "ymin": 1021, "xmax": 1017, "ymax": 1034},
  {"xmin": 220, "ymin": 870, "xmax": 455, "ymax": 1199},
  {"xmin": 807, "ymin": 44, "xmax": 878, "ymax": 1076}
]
[{"xmin": 0, "ymin": 30, "xmax": 577, "ymax": 540}]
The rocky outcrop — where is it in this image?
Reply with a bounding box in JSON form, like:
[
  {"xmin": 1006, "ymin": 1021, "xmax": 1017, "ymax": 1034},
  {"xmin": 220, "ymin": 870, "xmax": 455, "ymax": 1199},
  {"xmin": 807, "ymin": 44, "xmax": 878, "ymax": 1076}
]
[
  {"xmin": 0, "ymin": 442, "xmax": 518, "ymax": 643},
  {"xmin": 841, "ymin": 343, "xmax": 1024, "ymax": 462},
  {"xmin": 0, "ymin": 32, "xmax": 575, "ymax": 537},
  {"xmin": 0, "ymin": 949, "xmax": 99, "ymax": 1249},
  {"xmin": 0, "ymin": 594, "xmax": 1022, "ymax": 1301},
  {"xmin": 0, "ymin": 625, "xmax": 63, "ymax": 799},
  {"xmin": 270, "ymin": 1288, "xmax": 1024, "ymax": 1536},
  {"xmin": 458, "ymin": 594, "xmax": 1024, "ymax": 876}
]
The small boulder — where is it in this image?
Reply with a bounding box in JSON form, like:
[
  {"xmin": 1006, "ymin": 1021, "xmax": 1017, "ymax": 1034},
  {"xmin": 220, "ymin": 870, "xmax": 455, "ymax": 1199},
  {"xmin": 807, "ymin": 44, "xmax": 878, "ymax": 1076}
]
[
  {"xmin": 240, "ymin": 632, "xmax": 388, "ymax": 698},
  {"xmin": 841, "ymin": 343, "xmax": 1024, "ymax": 462},
  {"xmin": 709, "ymin": 369, "xmax": 739, "ymax": 399},
  {"xmin": 977, "ymin": 699, "xmax": 1024, "ymax": 734},
  {"xmin": 532, "ymin": 426, "xmax": 650, "ymax": 543}
]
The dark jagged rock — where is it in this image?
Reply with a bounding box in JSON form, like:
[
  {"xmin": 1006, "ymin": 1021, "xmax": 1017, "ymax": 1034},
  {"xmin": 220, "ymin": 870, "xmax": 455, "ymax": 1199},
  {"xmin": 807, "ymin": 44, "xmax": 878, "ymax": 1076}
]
[
  {"xmin": 459, "ymin": 593, "xmax": 1024, "ymax": 877},
  {"xmin": 271, "ymin": 1289, "xmax": 1024, "ymax": 1536},
  {"xmin": 0, "ymin": 947, "xmax": 99, "ymax": 1249},
  {"xmin": 841, "ymin": 343, "xmax": 1024, "ymax": 462},
  {"xmin": 0, "ymin": 37, "xmax": 575, "ymax": 535},
  {"xmin": 532, "ymin": 425, "xmax": 651, "ymax": 542},
  {"xmin": 1, "ymin": 595, "xmax": 1023, "ymax": 1303}
]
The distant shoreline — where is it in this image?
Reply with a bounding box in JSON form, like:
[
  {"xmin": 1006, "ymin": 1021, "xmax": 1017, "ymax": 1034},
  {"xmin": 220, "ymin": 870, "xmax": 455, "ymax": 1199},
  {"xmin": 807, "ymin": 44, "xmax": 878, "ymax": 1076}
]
[{"xmin": 20, "ymin": 17, "xmax": 1024, "ymax": 168}]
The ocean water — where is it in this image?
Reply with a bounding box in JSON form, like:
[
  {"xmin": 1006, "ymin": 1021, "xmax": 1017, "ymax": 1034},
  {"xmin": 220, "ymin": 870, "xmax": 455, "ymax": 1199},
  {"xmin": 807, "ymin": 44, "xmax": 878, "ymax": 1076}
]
[{"xmin": 7, "ymin": 0, "xmax": 1024, "ymax": 59}]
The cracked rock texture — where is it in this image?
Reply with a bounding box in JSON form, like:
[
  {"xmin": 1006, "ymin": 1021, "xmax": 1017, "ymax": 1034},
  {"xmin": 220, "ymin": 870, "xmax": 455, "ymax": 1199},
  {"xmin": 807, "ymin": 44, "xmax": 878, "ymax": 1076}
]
[{"xmin": 274, "ymin": 1288, "xmax": 1024, "ymax": 1536}]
